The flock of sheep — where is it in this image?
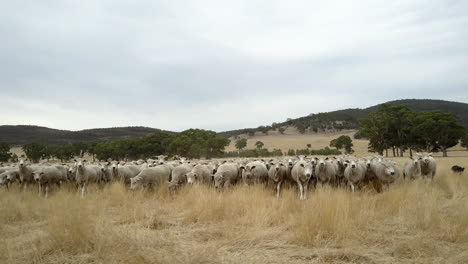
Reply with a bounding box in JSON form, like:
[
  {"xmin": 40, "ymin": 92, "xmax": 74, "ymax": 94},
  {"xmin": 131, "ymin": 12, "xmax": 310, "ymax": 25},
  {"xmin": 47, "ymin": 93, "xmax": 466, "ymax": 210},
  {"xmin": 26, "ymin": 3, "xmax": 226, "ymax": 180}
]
[{"xmin": 0, "ymin": 153, "xmax": 437, "ymax": 199}]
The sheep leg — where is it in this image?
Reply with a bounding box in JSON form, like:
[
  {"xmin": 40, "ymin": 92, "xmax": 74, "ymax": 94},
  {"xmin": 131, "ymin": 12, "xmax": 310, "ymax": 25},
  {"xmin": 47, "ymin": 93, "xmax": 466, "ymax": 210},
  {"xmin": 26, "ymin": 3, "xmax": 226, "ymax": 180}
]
[
  {"xmin": 45, "ymin": 185, "xmax": 49, "ymax": 198},
  {"xmin": 276, "ymin": 180, "xmax": 282, "ymax": 199},
  {"xmin": 298, "ymin": 182, "xmax": 304, "ymax": 200},
  {"xmin": 81, "ymin": 183, "xmax": 87, "ymax": 197},
  {"xmin": 303, "ymin": 181, "xmax": 308, "ymax": 200}
]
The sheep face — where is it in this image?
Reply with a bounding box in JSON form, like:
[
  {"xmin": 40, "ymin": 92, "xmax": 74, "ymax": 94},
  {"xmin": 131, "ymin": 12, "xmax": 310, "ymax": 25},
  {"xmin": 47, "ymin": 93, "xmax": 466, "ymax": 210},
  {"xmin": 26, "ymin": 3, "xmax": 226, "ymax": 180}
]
[
  {"xmin": 300, "ymin": 163, "xmax": 313, "ymax": 180},
  {"xmin": 33, "ymin": 172, "xmax": 43, "ymax": 182},
  {"xmin": 213, "ymin": 172, "xmax": 224, "ymax": 189},
  {"xmin": 130, "ymin": 177, "xmax": 142, "ymax": 190},
  {"xmin": 384, "ymin": 166, "xmax": 396, "ymax": 176},
  {"xmin": 186, "ymin": 172, "xmax": 197, "ymax": 184}
]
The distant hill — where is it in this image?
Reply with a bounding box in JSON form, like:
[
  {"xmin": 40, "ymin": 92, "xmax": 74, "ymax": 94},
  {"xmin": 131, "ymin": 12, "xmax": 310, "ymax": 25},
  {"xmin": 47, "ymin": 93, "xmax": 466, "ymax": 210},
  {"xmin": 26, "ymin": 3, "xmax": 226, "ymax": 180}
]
[
  {"xmin": 2, "ymin": 99, "xmax": 467, "ymax": 146},
  {"xmin": 0, "ymin": 126, "xmax": 168, "ymax": 146},
  {"xmin": 218, "ymin": 99, "xmax": 468, "ymax": 138}
]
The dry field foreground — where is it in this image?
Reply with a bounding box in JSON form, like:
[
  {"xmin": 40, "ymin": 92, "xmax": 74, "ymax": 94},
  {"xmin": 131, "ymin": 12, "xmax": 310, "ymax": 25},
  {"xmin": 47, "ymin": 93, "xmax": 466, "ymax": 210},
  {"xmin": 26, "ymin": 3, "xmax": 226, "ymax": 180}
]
[{"xmin": 1, "ymin": 158, "xmax": 468, "ymax": 264}]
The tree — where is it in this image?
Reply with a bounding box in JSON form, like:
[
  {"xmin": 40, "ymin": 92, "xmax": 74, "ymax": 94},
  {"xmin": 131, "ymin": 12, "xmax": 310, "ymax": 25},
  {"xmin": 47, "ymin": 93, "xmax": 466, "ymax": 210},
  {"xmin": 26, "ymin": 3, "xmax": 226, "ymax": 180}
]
[
  {"xmin": 330, "ymin": 135, "xmax": 354, "ymax": 154},
  {"xmin": 411, "ymin": 111, "xmax": 465, "ymax": 157},
  {"xmin": 0, "ymin": 141, "xmax": 11, "ymax": 162},
  {"xmin": 461, "ymin": 133, "xmax": 468, "ymax": 151},
  {"xmin": 306, "ymin": 144, "xmax": 311, "ymax": 148},
  {"xmin": 22, "ymin": 142, "xmax": 46, "ymax": 163},
  {"xmin": 295, "ymin": 123, "xmax": 306, "ymax": 134},
  {"xmin": 358, "ymin": 104, "xmax": 412, "ymax": 156},
  {"xmin": 235, "ymin": 138, "xmax": 247, "ymax": 151},
  {"xmin": 255, "ymin": 141, "xmax": 264, "ymax": 149},
  {"xmin": 278, "ymin": 127, "xmax": 286, "ymax": 134},
  {"xmin": 258, "ymin": 126, "xmax": 269, "ymax": 135}
]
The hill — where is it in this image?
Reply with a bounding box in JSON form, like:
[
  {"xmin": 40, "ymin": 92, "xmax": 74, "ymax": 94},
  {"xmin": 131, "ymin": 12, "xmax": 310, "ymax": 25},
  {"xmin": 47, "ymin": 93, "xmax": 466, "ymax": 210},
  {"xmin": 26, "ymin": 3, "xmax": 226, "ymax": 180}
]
[
  {"xmin": 0, "ymin": 125, "xmax": 168, "ymax": 146},
  {"xmin": 219, "ymin": 99, "xmax": 468, "ymax": 138},
  {"xmin": 2, "ymin": 99, "xmax": 467, "ymax": 147}
]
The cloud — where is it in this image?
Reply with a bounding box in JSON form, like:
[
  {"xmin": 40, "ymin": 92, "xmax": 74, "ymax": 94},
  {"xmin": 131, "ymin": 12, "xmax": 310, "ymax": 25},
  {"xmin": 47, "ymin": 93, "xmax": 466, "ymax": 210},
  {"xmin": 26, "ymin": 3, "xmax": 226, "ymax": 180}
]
[{"xmin": 1, "ymin": 0, "xmax": 467, "ymax": 131}]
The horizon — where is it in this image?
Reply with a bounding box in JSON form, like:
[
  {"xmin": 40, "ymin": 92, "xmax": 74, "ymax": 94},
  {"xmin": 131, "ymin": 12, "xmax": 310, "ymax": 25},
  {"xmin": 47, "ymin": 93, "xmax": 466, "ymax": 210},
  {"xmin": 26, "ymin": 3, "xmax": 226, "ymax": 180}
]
[
  {"xmin": 1, "ymin": 1, "xmax": 468, "ymax": 131},
  {"xmin": 1, "ymin": 98, "xmax": 467, "ymax": 133}
]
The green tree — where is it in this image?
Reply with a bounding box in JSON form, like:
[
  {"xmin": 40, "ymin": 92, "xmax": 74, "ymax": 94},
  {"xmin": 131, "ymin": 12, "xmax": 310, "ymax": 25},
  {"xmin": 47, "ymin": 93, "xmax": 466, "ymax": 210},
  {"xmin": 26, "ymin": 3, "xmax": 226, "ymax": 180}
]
[
  {"xmin": 330, "ymin": 135, "xmax": 354, "ymax": 154},
  {"xmin": 411, "ymin": 111, "xmax": 465, "ymax": 157},
  {"xmin": 255, "ymin": 141, "xmax": 264, "ymax": 149},
  {"xmin": 306, "ymin": 143, "xmax": 311, "ymax": 148},
  {"xmin": 295, "ymin": 123, "xmax": 306, "ymax": 134},
  {"xmin": 461, "ymin": 133, "xmax": 468, "ymax": 151},
  {"xmin": 235, "ymin": 138, "xmax": 247, "ymax": 151},
  {"xmin": 0, "ymin": 141, "xmax": 12, "ymax": 162},
  {"xmin": 22, "ymin": 142, "xmax": 46, "ymax": 163}
]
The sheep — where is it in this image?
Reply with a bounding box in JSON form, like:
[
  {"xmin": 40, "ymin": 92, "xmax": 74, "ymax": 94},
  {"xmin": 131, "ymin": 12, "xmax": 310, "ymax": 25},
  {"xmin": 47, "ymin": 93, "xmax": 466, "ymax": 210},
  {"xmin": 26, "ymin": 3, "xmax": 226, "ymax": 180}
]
[
  {"xmin": 156, "ymin": 155, "xmax": 168, "ymax": 165},
  {"xmin": 33, "ymin": 166, "xmax": 67, "ymax": 197},
  {"xmin": 314, "ymin": 157, "xmax": 336, "ymax": 188},
  {"xmin": 213, "ymin": 163, "xmax": 240, "ymax": 190},
  {"xmin": 403, "ymin": 156, "xmax": 422, "ymax": 180},
  {"xmin": 268, "ymin": 161, "xmax": 294, "ymax": 198},
  {"xmin": 109, "ymin": 162, "xmax": 140, "ymax": 184},
  {"xmin": 332, "ymin": 156, "xmax": 346, "ymax": 186},
  {"xmin": 291, "ymin": 160, "xmax": 314, "ymax": 200},
  {"xmin": 0, "ymin": 172, "xmax": 8, "ymax": 189},
  {"xmin": 186, "ymin": 164, "xmax": 214, "ymax": 185},
  {"xmin": 168, "ymin": 164, "xmax": 193, "ymax": 191},
  {"xmin": 417, "ymin": 153, "xmax": 436, "ymax": 180},
  {"xmin": 240, "ymin": 161, "xmax": 269, "ymax": 186},
  {"xmin": 130, "ymin": 165, "xmax": 172, "ymax": 191},
  {"xmin": 75, "ymin": 159, "xmax": 102, "ymax": 197},
  {"xmin": 1, "ymin": 170, "xmax": 18, "ymax": 190},
  {"xmin": 374, "ymin": 161, "xmax": 400, "ymax": 191},
  {"xmin": 99, "ymin": 163, "xmax": 113, "ymax": 183},
  {"xmin": 343, "ymin": 159, "xmax": 365, "ymax": 192},
  {"xmin": 18, "ymin": 159, "xmax": 43, "ymax": 190}
]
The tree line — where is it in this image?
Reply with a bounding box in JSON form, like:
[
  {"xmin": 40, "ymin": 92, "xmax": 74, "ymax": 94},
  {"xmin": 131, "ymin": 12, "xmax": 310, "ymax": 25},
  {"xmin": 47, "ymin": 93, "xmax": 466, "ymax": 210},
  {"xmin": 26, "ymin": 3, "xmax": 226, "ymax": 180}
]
[
  {"xmin": 358, "ymin": 104, "xmax": 466, "ymax": 157},
  {"xmin": 1, "ymin": 104, "xmax": 467, "ymax": 162},
  {"xmin": 1, "ymin": 129, "xmax": 230, "ymax": 163}
]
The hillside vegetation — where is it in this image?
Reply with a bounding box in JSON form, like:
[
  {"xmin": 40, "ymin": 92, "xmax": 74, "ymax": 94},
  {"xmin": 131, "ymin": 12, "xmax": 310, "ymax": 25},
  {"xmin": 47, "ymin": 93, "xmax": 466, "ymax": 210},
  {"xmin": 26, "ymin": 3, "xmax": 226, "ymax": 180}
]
[
  {"xmin": 219, "ymin": 99, "xmax": 468, "ymax": 138},
  {"xmin": 0, "ymin": 126, "xmax": 165, "ymax": 146}
]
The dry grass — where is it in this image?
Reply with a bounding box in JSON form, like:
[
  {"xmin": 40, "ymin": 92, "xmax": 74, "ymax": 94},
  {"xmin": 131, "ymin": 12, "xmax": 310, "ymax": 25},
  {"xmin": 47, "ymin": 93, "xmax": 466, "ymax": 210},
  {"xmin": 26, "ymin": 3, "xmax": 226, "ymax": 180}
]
[
  {"xmin": 1, "ymin": 157, "xmax": 468, "ymax": 264},
  {"xmin": 225, "ymin": 127, "xmax": 468, "ymax": 158}
]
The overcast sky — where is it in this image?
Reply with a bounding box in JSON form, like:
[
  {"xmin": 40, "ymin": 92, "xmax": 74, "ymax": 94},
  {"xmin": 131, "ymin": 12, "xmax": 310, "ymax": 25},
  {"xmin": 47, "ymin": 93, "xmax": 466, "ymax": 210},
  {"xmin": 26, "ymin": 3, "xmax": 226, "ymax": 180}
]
[{"xmin": 1, "ymin": 0, "xmax": 468, "ymax": 132}]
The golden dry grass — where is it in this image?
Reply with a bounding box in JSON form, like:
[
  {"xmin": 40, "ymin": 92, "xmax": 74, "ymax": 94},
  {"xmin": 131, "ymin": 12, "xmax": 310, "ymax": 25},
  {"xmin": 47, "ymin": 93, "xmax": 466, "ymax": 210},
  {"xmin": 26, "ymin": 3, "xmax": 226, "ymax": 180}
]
[
  {"xmin": 1, "ymin": 157, "xmax": 468, "ymax": 264},
  {"xmin": 225, "ymin": 127, "xmax": 468, "ymax": 158}
]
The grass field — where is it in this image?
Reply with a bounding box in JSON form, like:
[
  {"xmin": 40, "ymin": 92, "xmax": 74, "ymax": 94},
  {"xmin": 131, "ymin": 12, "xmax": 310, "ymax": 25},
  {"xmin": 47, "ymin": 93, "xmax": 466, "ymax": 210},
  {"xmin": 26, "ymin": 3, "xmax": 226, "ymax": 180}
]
[
  {"xmin": 225, "ymin": 127, "xmax": 468, "ymax": 157},
  {"xmin": 1, "ymin": 157, "xmax": 467, "ymax": 264}
]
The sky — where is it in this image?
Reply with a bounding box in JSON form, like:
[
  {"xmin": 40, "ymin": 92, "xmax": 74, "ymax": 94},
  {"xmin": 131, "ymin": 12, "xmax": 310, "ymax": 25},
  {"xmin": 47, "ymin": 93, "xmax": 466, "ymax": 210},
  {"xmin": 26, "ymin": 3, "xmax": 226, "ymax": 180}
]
[{"xmin": 1, "ymin": 0, "xmax": 468, "ymax": 132}]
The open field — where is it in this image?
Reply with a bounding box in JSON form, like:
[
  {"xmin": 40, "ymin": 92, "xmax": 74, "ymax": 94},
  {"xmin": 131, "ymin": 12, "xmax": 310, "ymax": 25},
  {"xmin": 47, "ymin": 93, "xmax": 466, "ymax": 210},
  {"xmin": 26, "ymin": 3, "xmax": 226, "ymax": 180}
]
[
  {"xmin": 225, "ymin": 127, "xmax": 468, "ymax": 157},
  {"xmin": 1, "ymin": 157, "xmax": 468, "ymax": 264}
]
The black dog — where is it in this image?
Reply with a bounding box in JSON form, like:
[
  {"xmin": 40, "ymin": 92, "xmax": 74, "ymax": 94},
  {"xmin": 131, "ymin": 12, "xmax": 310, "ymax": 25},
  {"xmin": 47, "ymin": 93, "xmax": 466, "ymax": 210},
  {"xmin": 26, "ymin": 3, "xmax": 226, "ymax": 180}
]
[{"xmin": 451, "ymin": 165, "xmax": 465, "ymax": 173}]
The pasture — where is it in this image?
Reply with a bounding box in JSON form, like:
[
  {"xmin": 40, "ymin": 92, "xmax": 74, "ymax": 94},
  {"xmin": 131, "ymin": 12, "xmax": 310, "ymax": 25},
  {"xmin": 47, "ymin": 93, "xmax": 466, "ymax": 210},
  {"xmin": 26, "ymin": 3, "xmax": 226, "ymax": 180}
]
[{"xmin": 1, "ymin": 157, "xmax": 467, "ymax": 264}]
